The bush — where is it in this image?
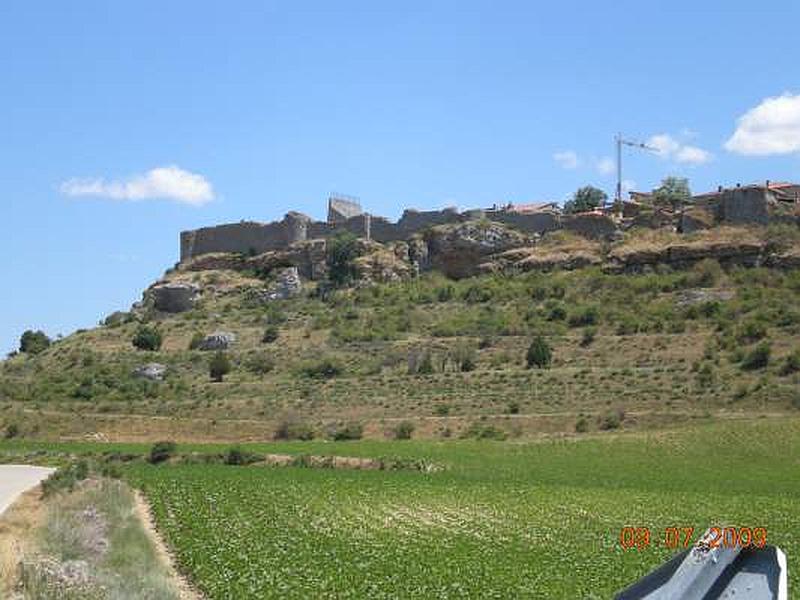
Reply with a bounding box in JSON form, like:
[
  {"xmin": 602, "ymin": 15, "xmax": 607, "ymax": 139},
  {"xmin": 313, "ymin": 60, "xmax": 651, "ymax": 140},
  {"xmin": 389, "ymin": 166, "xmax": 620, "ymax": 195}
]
[
  {"xmin": 148, "ymin": 441, "xmax": 177, "ymax": 464},
  {"xmin": 188, "ymin": 331, "xmax": 205, "ymax": 350},
  {"xmin": 41, "ymin": 461, "xmax": 90, "ymax": 497},
  {"xmin": 580, "ymin": 327, "xmax": 596, "ymax": 347},
  {"xmin": 575, "ymin": 416, "xmax": 589, "ymax": 433},
  {"xmin": 327, "ymin": 232, "xmax": 362, "ymax": 286},
  {"xmin": 568, "ymin": 306, "xmax": 599, "ymax": 328},
  {"xmin": 224, "ymin": 446, "xmax": 262, "ymax": 466},
  {"xmin": 526, "ymin": 336, "xmax": 552, "ymax": 369},
  {"xmin": 461, "ymin": 423, "xmax": 507, "ymax": 440},
  {"xmin": 19, "ymin": 330, "xmax": 51, "ymax": 355},
  {"xmin": 328, "ymin": 422, "xmax": 363, "ymax": 441},
  {"xmin": 132, "ymin": 325, "xmax": 162, "ymax": 351},
  {"xmin": 209, "ymin": 351, "xmax": 232, "ymax": 382},
  {"xmin": 243, "ymin": 352, "xmax": 275, "ymax": 376},
  {"xmin": 506, "ymin": 401, "xmax": 520, "ymax": 415},
  {"xmin": 392, "ymin": 421, "xmax": 415, "ymax": 440},
  {"xmin": 598, "ymin": 409, "xmax": 625, "ymax": 431},
  {"xmin": 779, "ymin": 349, "xmax": 800, "ymax": 376},
  {"xmin": 262, "ymin": 326, "xmax": 280, "ymax": 343},
  {"xmin": 274, "ymin": 418, "xmax": 315, "ymax": 441},
  {"xmin": 4, "ymin": 423, "xmax": 19, "ymax": 439},
  {"xmin": 451, "ymin": 343, "xmax": 477, "ymax": 372},
  {"xmin": 741, "ymin": 342, "xmax": 771, "ymax": 371},
  {"xmin": 301, "ymin": 358, "xmax": 343, "ymax": 379}
]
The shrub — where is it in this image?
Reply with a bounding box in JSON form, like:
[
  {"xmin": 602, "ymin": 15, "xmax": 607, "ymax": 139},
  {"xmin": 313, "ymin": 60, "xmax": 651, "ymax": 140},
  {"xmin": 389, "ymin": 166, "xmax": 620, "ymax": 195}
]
[
  {"xmin": 451, "ymin": 343, "xmax": 477, "ymax": 372},
  {"xmin": 41, "ymin": 461, "xmax": 90, "ymax": 497},
  {"xmin": 575, "ymin": 417, "xmax": 589, "ymax": 433},
  {"xmin": 779, "ymin": 349, "xmax": 800, "ymax": 376},
  {"xmin": 188, "ymin": 331, "xmax": 205, "ymax": 350},
  {"xmin": 132, "ymin": 325, "xmax": 162, "ymax": 351},
  {"xmin": 568, "ymin": 306, "xmax": 599, "ymax": 328},
  {"xmin": 19, "ymin": 330, "xmax": 51, "ymax": 355},
  {"xmin": 461, "ymin": 423, "xmax": 507, "ymax": 440},
  {"xmin": 243, "ymin": 352, "xmax": 275, "ymax": 376},
  {"xmin": 148, "ymin": 441, "xmax": 177, "ymax": 464},
  {"xmin": 737, "ymin": 320, "xmax": 767, "ymax": 343},
  {"xmin": 688, "ymin": 259, "xmax": 722, "ymax": 287},
  {"xmin": 598, "ymin": 409, "xmax": 625, "ymax": 431},
  {"xmin": 580, "ymin": 327, "xmax": 596, "ymax": 347},
  {"xmin": 224, "ymin": 446, "xmax": 262, "ymax": 466},
  {"xmin": 327, "ymin": 232, "xmax": 362, "ymax": 286},
  {"xmin": 506, "ymin": 401, "xmax": 520, "ymax": 415},
  {"xmin": 408, "ymin": 350, "xmax": 435, "ymax": 375},
  {"xmin": 329, "ymin": 422, "xmax": 363, "ymax": 441},
  {"xmin": 4, "ymin": 423, "xmax": 19, "ymax": 439},
  {"xmin": 301, "ymin": 358, "xmax": 343, "ymax": 379},
  {"xmin": 546, "ymin": 303, "xmax": 567, "ymax": 322},
  {"xmin": 741, "ymin": 343, "xmax": 771, "ymax": 371},
  {"xmin": 274, "ymin": 418, "xmax": 315, "ymax": 441},
  {"xmin": 526, "ymin": 336, "xmax": 552, "ymax": 369},
  {"xmin": 262, "ymin": 326, "xmax": 280, "ymax": 343},
  {"xmin": 392, "ymin": 421, "xmax": 415, "ymax": 440},
  {"xmin": 209, "ymin": 351, "xmax": 232, "ymax": 382}
]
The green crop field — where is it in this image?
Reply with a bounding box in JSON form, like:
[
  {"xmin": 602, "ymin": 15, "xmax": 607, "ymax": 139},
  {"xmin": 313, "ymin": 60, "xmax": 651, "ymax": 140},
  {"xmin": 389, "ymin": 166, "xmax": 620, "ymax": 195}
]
[{"xmin": 123, "ymin": 418, "xmax": 800, "ymax": 599}]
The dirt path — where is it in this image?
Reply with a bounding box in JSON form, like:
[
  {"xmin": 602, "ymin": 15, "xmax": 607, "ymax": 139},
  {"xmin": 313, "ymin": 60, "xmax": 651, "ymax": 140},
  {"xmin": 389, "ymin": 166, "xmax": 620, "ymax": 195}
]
[{"xmin": 132, "ymin": 489, "xmax": 203, "ymax": 600}]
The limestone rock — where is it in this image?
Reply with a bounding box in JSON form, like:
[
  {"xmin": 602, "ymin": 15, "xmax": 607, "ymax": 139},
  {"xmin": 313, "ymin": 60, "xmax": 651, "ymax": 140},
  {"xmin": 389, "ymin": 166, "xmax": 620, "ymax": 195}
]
[
  {"xmin": 147, "ymin": 283, "xmax": 199, "ymax": 313},
  {"xmin": 426, "ymin": 221, "xmax": 529, "ymax": 278},
  {"xmin": 674, "ymin": 289, "xmax": 734, "ymax": 307},
  {"xmin": 198, "ymin": 331, "xmax": 236, "ymax": 351},
  {"xmin": 133, "ymin": 363, "xmax": 167, "ymax": 381}
]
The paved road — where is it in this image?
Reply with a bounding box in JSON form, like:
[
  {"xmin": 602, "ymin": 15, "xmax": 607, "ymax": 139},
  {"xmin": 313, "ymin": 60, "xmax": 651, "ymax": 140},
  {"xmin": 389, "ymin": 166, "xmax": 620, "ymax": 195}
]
[{"xmin": 0, "ymin": 465, "xmax": 55, "ymax": 516}]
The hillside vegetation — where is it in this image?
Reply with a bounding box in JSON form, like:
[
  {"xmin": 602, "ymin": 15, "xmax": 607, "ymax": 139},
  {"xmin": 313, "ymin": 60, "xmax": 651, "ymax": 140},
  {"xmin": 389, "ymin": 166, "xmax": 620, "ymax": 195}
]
[{"xmin": 1, "ymin": 225, "xmax": 799, "ymax": 442}]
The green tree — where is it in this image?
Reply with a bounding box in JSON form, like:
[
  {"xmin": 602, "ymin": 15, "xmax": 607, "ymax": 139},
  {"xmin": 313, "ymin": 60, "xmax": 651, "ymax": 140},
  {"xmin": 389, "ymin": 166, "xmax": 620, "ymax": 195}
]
[
  {"xmin": 132, "ymin": 325, "xmax": 162, "ymax": 351},
  {"xmin": 209, "ymin": 351, "xmax": 232, "ymax": 382},
  {"xmin": 653, "ymin": 176, "xmax": 691, "ymax": 209},
  {"xmin": 19, "ymin": 330, "xmax": 51, "ymax": 355},
  {"xmin": 526, "ymin": 336, "xmax": 552, "ymax": 369},
  {"xmin": 327, "ymin": 231, "xmax": 362, "ymax": 286},
  {"xmin": 564, "ymin": 186, "xmax": 607, "ymax": 214}
]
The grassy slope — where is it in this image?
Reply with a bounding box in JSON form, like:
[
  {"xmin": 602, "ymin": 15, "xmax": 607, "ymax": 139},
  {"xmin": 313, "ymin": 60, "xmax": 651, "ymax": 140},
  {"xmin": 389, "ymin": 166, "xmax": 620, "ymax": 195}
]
[
  {"xmin": 116, "ymin": 418, "xmax": 800, "ymax": 598},
  {"xmin": 1, "ymin": 255, "xmax": 799, "ymax": 441}
]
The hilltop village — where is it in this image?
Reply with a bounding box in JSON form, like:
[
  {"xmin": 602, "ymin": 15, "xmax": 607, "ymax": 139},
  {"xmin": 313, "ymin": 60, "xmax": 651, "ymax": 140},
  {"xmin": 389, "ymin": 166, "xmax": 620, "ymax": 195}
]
[{"xmin": 181, "ymin": 182, "xmax": 800, "ymax": 263}]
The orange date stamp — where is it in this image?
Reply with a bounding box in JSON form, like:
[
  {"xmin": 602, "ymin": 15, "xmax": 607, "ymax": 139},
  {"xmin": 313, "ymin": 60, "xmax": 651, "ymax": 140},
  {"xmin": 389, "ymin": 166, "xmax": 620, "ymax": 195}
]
[{"xmin": 618, "ymin": 526, "xmax": 767, "ymax": 550}]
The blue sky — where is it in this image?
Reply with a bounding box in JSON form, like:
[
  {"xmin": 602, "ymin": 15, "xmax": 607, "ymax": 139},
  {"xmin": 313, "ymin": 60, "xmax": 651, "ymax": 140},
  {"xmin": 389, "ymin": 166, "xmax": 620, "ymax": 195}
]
[{"xmin": 1, "ymin": 1, "xmax": 799, "ymax": 354}]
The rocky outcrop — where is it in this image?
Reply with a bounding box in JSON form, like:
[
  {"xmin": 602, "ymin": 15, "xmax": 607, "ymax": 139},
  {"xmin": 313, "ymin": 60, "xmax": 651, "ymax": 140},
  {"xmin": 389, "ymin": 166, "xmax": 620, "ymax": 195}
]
[
  {"xmin": 352, "ymin": 245, "xmax": 415, "ymax": 284},
  {"xmin": 608, "ymin": 237, "xmax": 766, "ymax": 271},
  {"xmin": 679, "ymin": 207, "xmax": 714, "ymax": 234},
  {"xmin": 198, "ymin": 332, "xmax": 236, "ymax": 351},
  {"xmin": 425, "ymin": 221, "xmax": 529, "ymax": 278},
  {"xmin": 133, "ymin": 363, "xmax": 167, "ymax": 381},
  {"xmin": 146, "ymin": 283, "xmax": 200, "ymax": 313}
]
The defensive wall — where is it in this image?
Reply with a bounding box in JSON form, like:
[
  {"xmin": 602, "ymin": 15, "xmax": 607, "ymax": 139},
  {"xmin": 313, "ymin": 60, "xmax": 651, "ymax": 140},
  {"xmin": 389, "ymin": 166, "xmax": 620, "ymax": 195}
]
[{"xmin": 180, "ymin": 185, "xmax": 794, "ymax": 262}]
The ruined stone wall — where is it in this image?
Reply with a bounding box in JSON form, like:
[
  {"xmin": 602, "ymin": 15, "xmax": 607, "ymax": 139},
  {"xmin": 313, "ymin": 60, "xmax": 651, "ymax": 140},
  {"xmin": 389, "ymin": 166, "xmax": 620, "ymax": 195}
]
[
  {"xmin": 561, "ymin": 213, "xmax": 618, "ymax": 239},
  {"xmin": 397, "ymin": 208, "xmax": 462, "ymax": 233},
  {"xmin": 716, "ymin": 188, "xmax": 770, "ymax": 226},
  {"xmin": 180, "ymin": 221, "xmax": 290, "ymax": 261},
  {"xmin": 490, "ymin": 212, "xmax": 560, "ymax": 235}
]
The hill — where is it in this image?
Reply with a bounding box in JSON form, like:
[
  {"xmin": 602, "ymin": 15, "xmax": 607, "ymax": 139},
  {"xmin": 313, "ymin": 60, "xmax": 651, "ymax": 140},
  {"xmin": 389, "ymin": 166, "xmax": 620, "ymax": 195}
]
[{"xmin": 1, "ymin": 221, "xmax": 799, "ymax": 443}]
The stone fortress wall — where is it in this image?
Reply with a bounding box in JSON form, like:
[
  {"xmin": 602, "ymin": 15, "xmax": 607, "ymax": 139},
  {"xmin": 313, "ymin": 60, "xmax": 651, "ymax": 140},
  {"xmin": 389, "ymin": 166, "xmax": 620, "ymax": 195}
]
[{"xmin": 180, "ymin": 185, "xmax": 795, "ymax": 262}]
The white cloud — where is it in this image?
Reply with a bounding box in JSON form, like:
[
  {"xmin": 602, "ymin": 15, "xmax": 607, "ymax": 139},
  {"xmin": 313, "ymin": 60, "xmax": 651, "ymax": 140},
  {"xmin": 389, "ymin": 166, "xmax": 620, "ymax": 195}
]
[
  {"xmin": 724, "ymin": 93, "xmax": 800, "ymax": 155},
  {"xmin": 60, "ymin": 165, "xmax": 214, "ymax": 206},
  {"xmin": 596, "ymin": 157, "xmax": 615, "ymax": 175},
  {"xmin": 647, "ymin": 133, "xmax": 712, "ymax": 165},
  {"xmin": 553, "ymin": 150, "xmax": 580, "ymax": 169}
]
